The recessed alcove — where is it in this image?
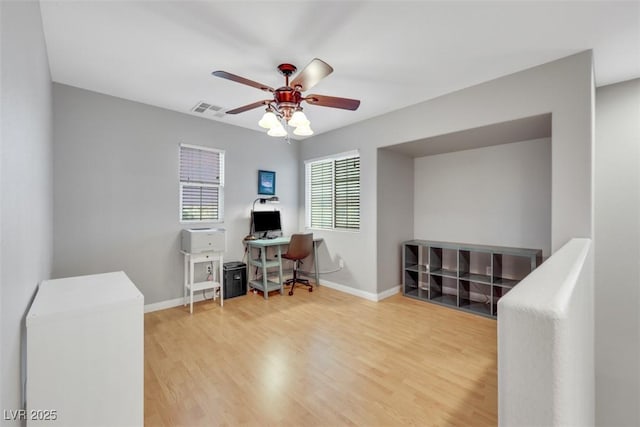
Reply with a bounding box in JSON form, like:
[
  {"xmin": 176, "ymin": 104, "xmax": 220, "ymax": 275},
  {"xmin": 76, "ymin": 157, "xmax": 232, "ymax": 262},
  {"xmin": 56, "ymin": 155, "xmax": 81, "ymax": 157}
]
[{"xmin": 377, "ymin": 113, "xmax": 552, "ymax": 290}]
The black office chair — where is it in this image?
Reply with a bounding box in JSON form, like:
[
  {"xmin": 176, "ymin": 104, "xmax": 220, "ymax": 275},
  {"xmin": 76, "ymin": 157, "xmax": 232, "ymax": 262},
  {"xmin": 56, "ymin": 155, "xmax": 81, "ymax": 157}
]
[{"xmin": 282, "ymin": 233, "xmax": 314, "ymax": 295}]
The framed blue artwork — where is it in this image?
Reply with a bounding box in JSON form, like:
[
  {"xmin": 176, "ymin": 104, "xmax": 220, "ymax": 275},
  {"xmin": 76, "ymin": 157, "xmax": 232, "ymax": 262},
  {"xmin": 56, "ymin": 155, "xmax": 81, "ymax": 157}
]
[{"xmin": 258, "ymin": 170, "xmax": 276, "ymax": 195}]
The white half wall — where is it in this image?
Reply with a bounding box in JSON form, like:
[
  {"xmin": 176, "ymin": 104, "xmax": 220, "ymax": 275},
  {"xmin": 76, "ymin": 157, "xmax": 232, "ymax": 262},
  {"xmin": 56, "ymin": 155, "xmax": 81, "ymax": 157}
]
[
  {"xmin": 498, "ymin": 238, "xmax": 594, "ymax": 426},
  {"xmin": 413, "ymin": 138, "xmax": 551, "ymax": 257},
  {"xmin": 52, "ymin": 84, "xmax": 299, "ymax": 304},
  {"xmin": 1, "ymin": 1, "xmax": 53, "ymax": 421},
  {"xmin": 594, "ymin": 78, "xmax": 640, "ymax": 427}
]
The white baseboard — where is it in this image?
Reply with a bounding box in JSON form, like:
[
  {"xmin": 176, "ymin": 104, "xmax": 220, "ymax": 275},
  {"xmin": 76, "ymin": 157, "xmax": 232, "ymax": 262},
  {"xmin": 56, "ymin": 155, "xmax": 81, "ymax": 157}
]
[
  {"xmin": 319, "ymin": 280, "xmax": 400, "ymax": 302},
  {"xmin": 377, "ymin": 285, "xmax": 401, "ymax": 300},
  {"xmin": 144, "ymin": 293, "xmax": 209, "ymax": 313},
  {"xmin": 144, "ymin": 283, "xmax": 401, "ymax": 312}
]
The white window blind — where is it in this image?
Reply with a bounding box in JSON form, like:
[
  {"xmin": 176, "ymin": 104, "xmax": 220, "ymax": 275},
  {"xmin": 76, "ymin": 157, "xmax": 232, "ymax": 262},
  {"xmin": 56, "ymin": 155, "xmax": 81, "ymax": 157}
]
[
  {"xmin": 306, "ymin": 152, "xmax": 360, "ymax": 231},
  {"xmin": 309, "ymin": 161, "xmax": 334, "ymax": 229},
  {"xmin": 179, "ymin": 144, "xmax": 224, "ymax": 222},
  {"xmin": 334, "ymin": 156, "xmax": 360, "ymax": 229}
]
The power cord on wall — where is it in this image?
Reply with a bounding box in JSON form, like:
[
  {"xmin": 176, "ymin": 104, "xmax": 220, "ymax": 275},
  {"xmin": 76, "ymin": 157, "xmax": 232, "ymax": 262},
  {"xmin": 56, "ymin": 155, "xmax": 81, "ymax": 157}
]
[
  {"xmin": 298, "ymin": 266, "xmax": 343, "ymax": 276},
  {"xmin": 298, "ymin": 256, "xmax": 345, "ymax": 276}
]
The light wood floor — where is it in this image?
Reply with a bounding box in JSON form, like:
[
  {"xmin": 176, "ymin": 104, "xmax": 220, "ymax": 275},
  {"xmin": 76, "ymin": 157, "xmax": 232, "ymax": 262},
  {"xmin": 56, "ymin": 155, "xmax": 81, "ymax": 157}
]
[{"xmin": 144, "ymin": 286, "xmax": 497, "ymax": 426}]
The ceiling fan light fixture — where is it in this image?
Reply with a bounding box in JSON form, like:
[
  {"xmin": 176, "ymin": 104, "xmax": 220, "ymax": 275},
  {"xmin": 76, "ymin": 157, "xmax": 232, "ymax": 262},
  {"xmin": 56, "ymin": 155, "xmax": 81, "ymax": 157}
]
[
  {"xmin": 293, "ymin": 124, "xmax": 314, "ymax": 136},
  {"xmin": 258, "ymin": 110, "xmax": 279, "ymax": 129},
  {"xmin": 214, "ymin": 58, "xmax": 360, "ymax": 141},
  {"xmin": 288, "ymin": 110, "xmax": 310, "ymax": 128},
  {"xmin": 267, "ymin": 123, "xmax": 287, "ymax": 137}
]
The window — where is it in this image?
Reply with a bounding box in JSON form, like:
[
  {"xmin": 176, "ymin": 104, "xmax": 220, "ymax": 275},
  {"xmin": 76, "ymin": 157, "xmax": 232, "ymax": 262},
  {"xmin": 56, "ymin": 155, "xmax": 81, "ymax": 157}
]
[
  {"xmin": 305, "ymin": 151, "xmax": 360, "ymax": 230},
  {"xmin": 179, "ymin": 144, "xmax": 224, "ymax": 222}
]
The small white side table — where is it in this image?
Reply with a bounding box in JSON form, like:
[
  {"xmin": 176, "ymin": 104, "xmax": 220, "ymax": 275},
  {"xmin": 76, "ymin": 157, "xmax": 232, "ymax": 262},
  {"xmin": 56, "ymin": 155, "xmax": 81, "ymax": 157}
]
[{"xmin": 181, "ymin": 250, "xmax": 224, "ymax": 313}]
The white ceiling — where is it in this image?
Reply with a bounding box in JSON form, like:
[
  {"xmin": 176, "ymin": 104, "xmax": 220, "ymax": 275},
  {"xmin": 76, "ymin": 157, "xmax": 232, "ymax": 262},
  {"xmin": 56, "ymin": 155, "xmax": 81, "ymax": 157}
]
[{"xmin": 40, "ymin": 1, "xmax": 640, "ymax": 138}]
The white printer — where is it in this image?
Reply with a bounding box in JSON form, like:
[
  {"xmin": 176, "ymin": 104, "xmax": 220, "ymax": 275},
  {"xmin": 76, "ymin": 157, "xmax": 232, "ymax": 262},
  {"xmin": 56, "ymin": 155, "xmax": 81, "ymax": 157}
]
[{"xmin": 181, "ymin": 228, "xmax": 226, "ymax": 253}]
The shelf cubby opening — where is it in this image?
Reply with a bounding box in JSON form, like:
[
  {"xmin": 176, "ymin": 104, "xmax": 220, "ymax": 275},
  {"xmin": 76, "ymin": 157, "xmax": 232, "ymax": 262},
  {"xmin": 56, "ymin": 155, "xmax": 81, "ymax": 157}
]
[
  {"xmin": 419, "ymin": 272, "xmax": 429, "ymax": 287},
  {"xmin": 430, "ymin": 247, "xmax": 458, "ymax": 277},
  {"xmin": 431, "ymin": 293, "xmax": 458, "ymax": 307},
  {"xmin": 418, "ymin": 285, "xmax": 430, "ymax": 300},
  {"xmin": 442, "ymin": 248, "xmax": 458, "ymax": 275},
  {"xmin": 459, "ymin": 280, "xmax": 492, "ymax": 316},
  {"xmin": 430, "ymin": 276, "xmax": 458, "ymax": 307},
  {"xmin": 404, "ymin": 270, "xmax": 419, "ymax": 294},
  {"xmin": 492, "ymin": 285, "xmax": 512, "ymax": 316},
  {"xmin": 429, "ymin": 247, "xmax": 442, "ymax": 271},
  {"xmin": 404, "ymin": 244, "xmax": 419, "ymax": 269},
  {"xmin": 418, "ymin": 273, "xmax": 429, "ymax": 299},
  {"xmin": 429, "ymin": 274, "xmax": 442, "ymax": 300},
  {"xmin": 459, "ymin": 250, "xmax": 492, "ymax": 283},
  {"xmin": 493, "ymin": 253, "xmax": 535, "ymax": 284},
  {"xmin": 458, "ymin": 250, "xmax": 469, "ymax": 276},
  {"xmin": 405, "ymin": 287, "xmax": 420, "ymax": 298}
]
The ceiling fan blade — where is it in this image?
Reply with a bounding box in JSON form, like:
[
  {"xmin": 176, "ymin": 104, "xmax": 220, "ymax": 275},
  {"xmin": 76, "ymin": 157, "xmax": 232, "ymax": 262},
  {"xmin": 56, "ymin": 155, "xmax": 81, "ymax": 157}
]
[
  {"xmin": 212, "ymin": 71, "xmax": 274, "ymax": 93},
  {"xmin": 225, "ymin": 100, "xmax": 271, "ymax": 114},
  {"xmin": 304, "ymin": 94, "xmax": 360, "ymax": 111},
  {"xmin": 290, "ymin": 58, "xmax": 333, "ymax": 91}
]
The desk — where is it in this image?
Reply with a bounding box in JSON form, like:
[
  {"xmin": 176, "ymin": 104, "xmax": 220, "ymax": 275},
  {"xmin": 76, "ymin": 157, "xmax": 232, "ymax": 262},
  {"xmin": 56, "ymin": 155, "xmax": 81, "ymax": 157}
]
[{"xmin": 245, "ymin": 236, "xmax": 322, "ymax": 299}]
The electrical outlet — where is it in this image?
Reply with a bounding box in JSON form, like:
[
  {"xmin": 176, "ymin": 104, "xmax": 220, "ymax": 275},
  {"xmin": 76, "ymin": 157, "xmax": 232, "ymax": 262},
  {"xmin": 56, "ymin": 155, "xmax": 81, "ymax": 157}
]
[
  {"xmin": 339, "ymin": 259, "xmax": 344, "ymax": 268},
  {"xmin": 207, "ymin": 265, "xmax": 212, "ymax": 274}
]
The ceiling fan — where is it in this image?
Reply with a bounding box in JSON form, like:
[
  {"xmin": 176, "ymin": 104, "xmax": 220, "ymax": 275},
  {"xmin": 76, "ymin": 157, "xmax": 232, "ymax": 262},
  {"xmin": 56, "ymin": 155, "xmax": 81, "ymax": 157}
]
[{"xmin": 212, "ymin": 58, "xmax": 360, "ymax": 137}]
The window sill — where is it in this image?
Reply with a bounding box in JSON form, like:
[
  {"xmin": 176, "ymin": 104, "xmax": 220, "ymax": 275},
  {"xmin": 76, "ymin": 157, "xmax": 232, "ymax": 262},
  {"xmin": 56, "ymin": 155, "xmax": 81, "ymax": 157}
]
[{"xmin": 305, "ymin": 227, "xmax": 360, "ymax": 234}]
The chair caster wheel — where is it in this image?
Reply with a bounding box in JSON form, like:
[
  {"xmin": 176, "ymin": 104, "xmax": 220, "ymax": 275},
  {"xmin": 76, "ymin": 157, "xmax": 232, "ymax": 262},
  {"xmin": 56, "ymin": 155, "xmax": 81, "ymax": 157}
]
[{"xmin": 288, "ymin": 291, "xmax": 293, "ymax": 296}]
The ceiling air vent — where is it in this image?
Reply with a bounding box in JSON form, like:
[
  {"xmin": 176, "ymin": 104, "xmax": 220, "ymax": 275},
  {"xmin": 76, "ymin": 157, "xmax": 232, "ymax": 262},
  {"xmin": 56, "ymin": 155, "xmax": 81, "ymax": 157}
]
[{"xmin": 191, "ymin": 101, "xmax": 225, "ymax": 115}]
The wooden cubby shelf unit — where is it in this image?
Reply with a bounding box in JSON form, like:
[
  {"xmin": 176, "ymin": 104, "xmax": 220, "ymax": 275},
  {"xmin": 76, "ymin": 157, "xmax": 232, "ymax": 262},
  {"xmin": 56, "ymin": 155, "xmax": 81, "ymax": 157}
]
[{"xmin": 402, "ymin": 240, "xmax": 542, "ymax": 319}]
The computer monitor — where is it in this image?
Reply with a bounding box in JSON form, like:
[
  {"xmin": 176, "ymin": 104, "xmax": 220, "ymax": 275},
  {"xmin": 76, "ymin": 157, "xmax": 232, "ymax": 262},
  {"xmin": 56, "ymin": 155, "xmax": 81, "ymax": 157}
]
[{"xmin": 252, "ymin": 210, "xmax": 282, "ymax": 237}]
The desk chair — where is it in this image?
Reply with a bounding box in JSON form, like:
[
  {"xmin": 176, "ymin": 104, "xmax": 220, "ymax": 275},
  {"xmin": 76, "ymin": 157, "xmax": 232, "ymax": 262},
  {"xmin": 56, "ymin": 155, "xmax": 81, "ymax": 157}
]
[{"xmin": 282, "ymin": 233, "xmax": 314, "ymax": 295}]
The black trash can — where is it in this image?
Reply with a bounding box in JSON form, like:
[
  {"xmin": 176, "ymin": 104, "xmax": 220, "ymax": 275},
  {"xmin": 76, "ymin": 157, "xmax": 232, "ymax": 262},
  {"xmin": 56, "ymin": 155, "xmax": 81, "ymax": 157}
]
[{"xmin": 223, "ymin": 262, "xmax": 247, "ymax": 299}]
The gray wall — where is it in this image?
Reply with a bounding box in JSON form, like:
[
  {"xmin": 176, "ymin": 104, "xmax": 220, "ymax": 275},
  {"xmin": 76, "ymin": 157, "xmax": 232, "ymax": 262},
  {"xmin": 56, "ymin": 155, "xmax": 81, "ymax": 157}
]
[
  {"xmin": 299, "ymin": 51, "xmax": 593, "ymax": 296},
  {"xmin": 376, "ymin": 149, "xmax": 414, "ymax": 292},
  {"xmin": 594, "ymin": 78, "xmax": 640, "ymax": 426},
  {"xmin": 52, "ymin": 84, "xmax": 299, "ymax": 305},
  {"xmin": 298, "ymin": 142, "xmax": 378, "ymax": 292},
  {"xmin": 1, "ymin": 0, "xmax": 54, "ymax": 420},
  {"xmin": 413, "ymin": 138, "xmax": 552, "ymax": 257}
]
